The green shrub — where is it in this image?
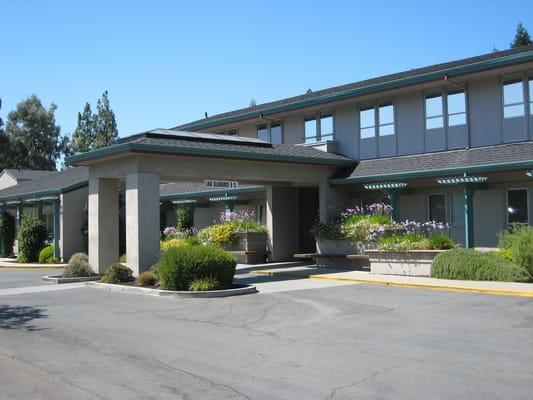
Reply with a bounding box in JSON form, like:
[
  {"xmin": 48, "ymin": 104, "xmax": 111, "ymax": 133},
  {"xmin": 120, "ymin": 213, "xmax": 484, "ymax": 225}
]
[
  {"xmin": 101, "ymin": 263, "xmax": 134, "ymax": 284},
  {"xmin": 135, "ymin": 270, "xmax": 158, "ymax": 287},
  {"xmin": 427, "ymin": 234, "xmax": 455, "ymax": 250},
  {"xmin": 119, "ymin": 254, "xmax": 126, "ymax": 263},
  {"xmin": 175, "ymin": 204, "xmax": 194, "ymax": 231},
  {"xmin": 17, "ymin": 215, "xmax": 48, "ymax": 263},
  {"xmin": 198, "ymin": 221, "xmax": 266, "ymax": 247},
  {"xmin": 377, "ymin": 234, "xmax": 428, "ymax": 251},
  {"xmin": 311, "ymin": 217, "xmax": 345, "ymax": 240},
  {"xmin": 431, "ymin": 249, "xmax": 531, "ymax": 282},
  {"xmin": 63, "ymin": 252, "xmax": 95, "ymax": 278},
  {"xmin": 188, "ymin": 277, "xmax": 219, "ymax": 291},
  {"xmin": 38, "ymin": 245, "xmax": 58, "ymax": 264},
  {"xmin": 158, "ymin": 245, "xmax": 236, "ymax": 290},
  {"xmin": 0, "ymin": 211, "xmax": 15, "ymax": 257},
  {"xmin": 499, "ymin": 226, "xmax": 533, "ymax": 277}
]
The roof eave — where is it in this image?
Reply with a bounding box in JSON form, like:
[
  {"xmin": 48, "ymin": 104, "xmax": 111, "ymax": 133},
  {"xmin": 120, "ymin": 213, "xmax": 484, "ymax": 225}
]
[{"xmin": 176, "ymin": 51, "xmax": 533, "ymax": 131}]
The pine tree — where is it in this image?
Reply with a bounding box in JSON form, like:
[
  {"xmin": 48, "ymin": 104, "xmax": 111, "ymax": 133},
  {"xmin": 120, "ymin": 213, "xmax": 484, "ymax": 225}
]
[
  {"xmin": 69, "ymin": 103, "xmax": 94, "ymax": 154},
  {"xmin": 510, "ymin": 22, "xmax": 532, "ymax": 48},
  {"xmin": 94, "ymin": 91, "xmax": 118, "ymax": 149}
]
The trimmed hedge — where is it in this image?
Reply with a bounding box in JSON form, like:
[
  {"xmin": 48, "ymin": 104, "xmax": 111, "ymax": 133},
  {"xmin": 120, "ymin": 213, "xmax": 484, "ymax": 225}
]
[
  {"xmin": 158, "ymin": 245, "xmax": 236, "ymax": 290},
  {"xmin": 431, "ymin": 249, "xmax": 531, "ymax": 282},
  {"xmin": 17, "ymin": 215, "xmax": 48, "ymax": 263},
  {"xmin": 0, "ymin": 211, "xmax": 15, "ymax": 257},
  {"xmin": 38, "ymin": 245, "xmax": 58, "ymax": 264}
]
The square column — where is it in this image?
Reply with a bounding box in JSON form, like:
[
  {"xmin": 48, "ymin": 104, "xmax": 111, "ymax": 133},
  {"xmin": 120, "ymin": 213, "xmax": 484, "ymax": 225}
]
[
  {"xmin": 266, "ymin": 186, "xmax": 298, "ymax": 262},
  {"xmin": 126, "ymin": 172, "xmax": 160, "ymax": 276},
  {"xmin": 89, "ymin": 178, "xmax": 119, "ymax": 274}
]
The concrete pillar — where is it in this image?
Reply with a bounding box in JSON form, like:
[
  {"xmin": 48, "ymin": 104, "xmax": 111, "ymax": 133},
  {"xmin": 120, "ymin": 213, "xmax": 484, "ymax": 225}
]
[
  {"xmin": 126, "ymin": 172, "xmax": 160, "ymax": 276},
  {"xmin": 266, "ymin": 186, "xmax": 298, "ymax": 262},
  {"xmin": 89, "ymin": 178, "xmax": 119, "ymax": 274}
]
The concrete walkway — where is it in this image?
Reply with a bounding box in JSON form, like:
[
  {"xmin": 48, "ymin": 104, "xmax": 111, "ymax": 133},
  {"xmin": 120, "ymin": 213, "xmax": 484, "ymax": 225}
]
[
  {"xmin": 250, "ymin": 265, "xmax": 533, "ymax": 298},
  {"xmin": 0, "ymin": 257, "xmax": 66, "ymax": 269}
]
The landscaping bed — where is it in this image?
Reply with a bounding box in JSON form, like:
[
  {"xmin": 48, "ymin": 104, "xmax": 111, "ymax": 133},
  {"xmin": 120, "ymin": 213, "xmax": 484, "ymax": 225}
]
[{"xmin": 365, "ymin": 249, "xmax": 443, "ymax": 277}]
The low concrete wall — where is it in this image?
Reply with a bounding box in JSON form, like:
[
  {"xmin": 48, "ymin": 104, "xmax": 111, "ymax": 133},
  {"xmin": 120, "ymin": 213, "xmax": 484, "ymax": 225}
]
[{"xmin": 366, "ymin": 250, "xmax": 445, "ymax": 277}]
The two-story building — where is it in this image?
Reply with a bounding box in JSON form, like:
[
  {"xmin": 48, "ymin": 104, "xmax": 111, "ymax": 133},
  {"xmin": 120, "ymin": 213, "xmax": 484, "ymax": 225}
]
[{"xmin": 3, "ymin": 46, "xmax": 533, "ymax": 275}]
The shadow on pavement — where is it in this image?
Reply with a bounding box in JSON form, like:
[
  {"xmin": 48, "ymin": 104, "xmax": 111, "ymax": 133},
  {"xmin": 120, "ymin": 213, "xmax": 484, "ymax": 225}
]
[{"xmin": 0, "ymin": 305, "xmax": 49, "ymax": 331}]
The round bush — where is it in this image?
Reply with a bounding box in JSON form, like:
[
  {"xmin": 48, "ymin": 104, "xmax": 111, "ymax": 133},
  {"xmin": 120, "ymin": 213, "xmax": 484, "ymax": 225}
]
[
  {"xmin": 158, "ymin": 245, "xmax": 236, "ymax": 290},
  {"xmin": 431, "ymin": 249, "xmax": 531, "ymax": 282},
  {"xmin": 38, "ymin": 245, "xmax": 58, "ymax": 264},
  {"xmin": 188, "ymin": 277, "xmax": 219, "ymax": 291},
  {"xmin": 499, "ymin": 226, "xmax": 533, "ymax": 277},
  {"xmin": 63, "ymin": 252, "xmax": 95, "ymax": 278},
  {"xmin": 0, "ymin": 211, "xmax": 15, "ymax": 257},
  {"xmin": 135, "ymin": 270, "xmax": 158, "ymax": 287},
  {"xmin": 101, "ymin": 263, "xmax": 134, "ymax": 284},
  {"xmin": 17, "ymin": 215, "xmax": 48, "ymax": 263}
]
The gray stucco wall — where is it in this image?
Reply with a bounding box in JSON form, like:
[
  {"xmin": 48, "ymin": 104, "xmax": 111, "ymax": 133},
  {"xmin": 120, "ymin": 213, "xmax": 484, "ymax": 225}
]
[{"xmin": 60, "ymin": 186, "xmax": 88, "ymax": 261}]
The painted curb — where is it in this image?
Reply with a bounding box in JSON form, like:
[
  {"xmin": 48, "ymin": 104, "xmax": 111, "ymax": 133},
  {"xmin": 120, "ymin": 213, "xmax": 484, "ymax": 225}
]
[
  {"xmin": 42, "ymin": 274, "xmax": 101, "ymax": 284},
  {"xmin": 86, "ymin": 282, "xmax": 258, "ymax": 298},
  {"xmin": 309, "ymin": 275, "xmax": 533, "ymax": 298}
]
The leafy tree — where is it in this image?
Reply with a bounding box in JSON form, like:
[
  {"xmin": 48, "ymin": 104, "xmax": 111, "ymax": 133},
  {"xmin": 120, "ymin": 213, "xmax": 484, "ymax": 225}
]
[
  {"xmin": 0, "ymin": 98, "xmax": 13, "ymax": 171},
  {"xmin": 510, "ymin": 22, "xmax": 532, "ymax": 48},
  {"xmin": 5, "ymin": 95, "xmax": 66, "ymax": 170},
  {"xmin": 68, "ymin": 91, "xmax": 118, "ymax": 155}
]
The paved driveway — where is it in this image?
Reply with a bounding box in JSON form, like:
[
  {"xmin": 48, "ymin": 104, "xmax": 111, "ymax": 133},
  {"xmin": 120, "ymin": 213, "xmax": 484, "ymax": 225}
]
[
  {"xmin": 0, "ymin": 271, "xmax": 532, "ymax": 399},
  {"xmin": 0, "ymin": 268, "xmax": 63, "ymax": 289}
]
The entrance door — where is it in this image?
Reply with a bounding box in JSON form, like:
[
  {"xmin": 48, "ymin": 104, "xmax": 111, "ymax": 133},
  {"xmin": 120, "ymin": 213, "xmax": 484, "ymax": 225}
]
[
  {"xmin": 450, "ymin": 193, "xmax": 465, "ymax": 246},
  {"xmin": 298, "ymin": 187, "xmax": 319, "ymax": 253}
]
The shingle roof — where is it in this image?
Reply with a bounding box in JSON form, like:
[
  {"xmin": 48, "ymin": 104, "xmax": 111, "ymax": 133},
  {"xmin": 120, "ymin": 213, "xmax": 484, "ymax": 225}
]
[
  {"xmin": 1, "ymin": 169, "xmax": 57, "ymax": 181},
  {"xmin": 331, "ymin": 142, "xmax": 533, "ymax": 184},
  {"xmin": 0, "ymin": 167, "xmax": 89, "ymax": 201},
  {"xmin": 174, "ymin": 46, "xmax": 533, "ymax": 131},
  {"xmin": 68, "ymin": 129, "xmax": 354, "ymax": 166},
  {"xmin": 160, "ymin": 182, "xmax": 264, "ymax": 199}
]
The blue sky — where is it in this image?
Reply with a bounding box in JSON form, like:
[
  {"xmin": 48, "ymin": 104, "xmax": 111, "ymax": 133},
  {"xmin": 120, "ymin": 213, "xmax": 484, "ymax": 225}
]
[{"xmin": 1, "ymin": 0, "xmax": 532, "ymax": 139}]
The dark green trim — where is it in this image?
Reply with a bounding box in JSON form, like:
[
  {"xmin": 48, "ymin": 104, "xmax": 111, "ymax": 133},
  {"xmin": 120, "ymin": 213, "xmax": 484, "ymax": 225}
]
[
  {"xmin": 67, "ymin": 142, "xmax": 354, "ymax": 167},
  {"xmin": 330, "ymin": 160, "xmax": 533, "ymax": 185},
  {"xmin": 0, "ymin": 183, "xmax": 88, "ymax": 203},
  {"xmin": 177, "ymin": 51, "xmax": 533, "ymax": 131},
  {"xmin": 160, "ymin": 185, "xmax": 265, "ymax": 201}
]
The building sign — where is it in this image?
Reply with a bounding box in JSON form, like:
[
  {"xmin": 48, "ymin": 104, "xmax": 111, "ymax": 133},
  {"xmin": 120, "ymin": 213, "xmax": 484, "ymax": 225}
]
[{"xmin": 204, "ymin": 180, "xmax": 239, "ymax": 189}]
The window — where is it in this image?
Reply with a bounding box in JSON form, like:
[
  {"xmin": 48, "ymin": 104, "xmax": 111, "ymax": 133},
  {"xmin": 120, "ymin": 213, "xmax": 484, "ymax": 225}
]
[
  {"xmin": 507, "ymin": 189, "xmax": 528, "ymax": 225},
  {"xmin": 428, "ymin": 194, "xmax": 446, "ymax": 223},
  {"xmin": 256, "ymin": 121, "xmax": 282, "ymax": 144},
  {"xmin": 503, "ymin": 79, "xmax": 525, "ymax": 119},
  {"xmin": 378, "ymin": 103, "xmax": 394, "ymax": 136},
  {"xmin": 217, "ymin": 128, "xmax": 238, "ymax": 136},
  {"xmin": 425, "ymin": 93, "xmax": 444, "ymax": 130},
  {"xmin": 447, "ymin": 91, "xmax": 466, "ymax": 126},
  {"xmin": 304, "ymin": 113, "xmax": 334, "ymax": 143},
  {"xmin": 360, "ymin": 107, "xmax": 376, "ymax": 139}
]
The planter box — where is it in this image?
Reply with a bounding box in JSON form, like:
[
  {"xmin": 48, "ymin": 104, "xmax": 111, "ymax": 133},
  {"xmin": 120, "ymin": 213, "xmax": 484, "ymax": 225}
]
[
  {"xmin": 225, "ymin": 232, "xmax": 267, "ymax": 264},
  {"xmin": 365, "ymin": 250, "xmax": 446, "ymax": 277},
  {"xmin": 316, "ymin": 239, "xmax": 360, "ymax": 256}
]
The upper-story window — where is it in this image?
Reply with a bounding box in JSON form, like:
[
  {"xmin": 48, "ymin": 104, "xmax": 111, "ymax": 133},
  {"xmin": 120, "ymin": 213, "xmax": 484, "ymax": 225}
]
[
  {"xmin": 217, "ymin": 128, "xmax": 238, "ymax": 136},
  {"xmin": 503, "ymin": 78, "xmax": 525, "ymax": 118},
  {"xmin": 256, "ymin": 121, "xmax": 282, "ymax": 144},
  {"xmin": 359, "ymin": 101, "xmax": 395, "ymax": 138},
  {"xmin": 304, "ymin": 113, "xmax": 334, "ymax": 143},
  {"xmin": 425, "ymin": 89, "xmax": 467, "ymax": 131}
]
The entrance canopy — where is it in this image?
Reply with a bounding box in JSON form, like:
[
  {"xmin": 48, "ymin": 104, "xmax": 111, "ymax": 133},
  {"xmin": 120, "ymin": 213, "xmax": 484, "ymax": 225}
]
[{"xmin": 67, "ymin": 129, "xmax": 355, "ymax": 275}]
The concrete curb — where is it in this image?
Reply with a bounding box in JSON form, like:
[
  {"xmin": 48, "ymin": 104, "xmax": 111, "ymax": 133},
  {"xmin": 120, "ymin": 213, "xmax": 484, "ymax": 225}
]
[
  {"xmin": 86, "ymin": 282, "xmax": 258, "ymax": 298},
  {"xmin": 250, "ymin": 269, "xmax": 533, "ymax": 298},
  {"xmin": 42, "ymin": 274, "xmax": 101, "ymax": 284}
]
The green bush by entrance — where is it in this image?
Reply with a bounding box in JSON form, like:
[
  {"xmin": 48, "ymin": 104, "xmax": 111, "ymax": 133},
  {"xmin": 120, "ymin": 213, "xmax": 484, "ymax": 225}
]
[
  {"xmin": 158, "ymin": 245, "xmax": 236, "ymax": 290},
  {"xmin": 63, "ymin": 252, "xmax": 95, "ymax": 277},
  {"xmin": 498, "ymin": 226, "xmax": 533, "ymax": 277},
  {"xmin": 17, "ymin": 215, "xmax": 48, "ymax": 263},
  {"xmin": 101, "ymin": 263, "xmax": 134, "ymax": 284},
  {"xmin": 431, "ymin": 249, "xmax": 531, "ymax": 282},
  {"xmin": 38, "ymin": 245, "xmax": 58, "ymax": 264},
  {"xmin": 0, "ymin": 211, "xmax": 15, "ymax": 257}
]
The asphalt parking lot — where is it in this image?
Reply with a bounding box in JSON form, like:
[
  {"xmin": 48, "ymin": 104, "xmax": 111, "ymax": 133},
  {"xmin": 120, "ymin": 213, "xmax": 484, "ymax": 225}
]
[{"xmin": 0, "ymin": 268, "xmax": 532, "ymax": 400}]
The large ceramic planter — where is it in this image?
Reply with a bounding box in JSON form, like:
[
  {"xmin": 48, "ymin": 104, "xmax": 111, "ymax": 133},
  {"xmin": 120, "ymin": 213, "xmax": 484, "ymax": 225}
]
[
  {"xmin": 365, "ymin": 249, "xmax": 446, "ymax": 277},
  {"xmin": 315, "ymin": 239, "xmax": 360, "ymax": 255},
  {"xmin": 225, "ymin": 232, "xmax": 267, "ymax": 264}
]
